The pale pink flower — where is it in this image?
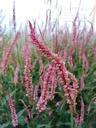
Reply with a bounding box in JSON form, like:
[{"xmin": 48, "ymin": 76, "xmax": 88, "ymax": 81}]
[
  {"xmin": 24, "ymin": 43, "xmax": 33, "ymax": 100},
  {"xmin": 55, "ymin": 100, "xmax": 63, "ymax": 107},
  {"xmin": 72, "ymin": 15, "xmax": 78, "ymax": 48},
  {"xmin": 79, "ymin": 98, "xmax": 84, "ymax": 126},
  {"xmin": 26, "ymin": 108, "xmax": 33, "ymax": 119},
  {"xmin": 79, "ymin": 77, "xmax": 85, "ymax": 91},
  {"xmin": 48, "ymin": 111, "xmax": 52, "ymax": 116},
  {"xmin": 75, "ymin": 98, "xmax": 84, "ymax": 127},
  {"xmin": 1, "ymin": 32, "xmax": 20, "ymax": 76},
  {"xmin": 68, "ymin": 46, "xmax": 74, "ymax": 69},
  {"xmin": 33, "ymin": 85, "xmax": 39, "ymax": 102},
  {"xmin": 56, "ymin": 61, "xmax": 78, "ymax": 114},
  {"xmin": 75, "ymin": 114, "xmax": 79, "ymax": 126},
  {"xmin": 14, "ymin": 66, "xmax": 19, "ymax": 85},
  {"xmin": 29, "ymin": 20, "xmax": 53, "ymax": 60},
  {"xmin": 8, "ymin": 94, "xmax": 18, "ymax": 127},
  {"xmin": 24, "ymin": 116, "xmax": 29, "ymax": 123},
  {"xmin": 68, "ymin": 56, "xmax": 73, "ymax": 69},
  {"xmin": 81, "ymin": 53, "xmax": 89, "ymax": 74},
  {"xmin": 36, "ymin": 64, "xmax": 54, "ymax": 113}
]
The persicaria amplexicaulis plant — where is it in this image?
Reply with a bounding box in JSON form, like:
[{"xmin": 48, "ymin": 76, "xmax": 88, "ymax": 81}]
[
  {"xmin": 0, "ymin": 5, "xmax": 96, "ymax": 127},
  {"xmin": 28, "ymin": 20, "xmax": 79, "ymax": 115}
]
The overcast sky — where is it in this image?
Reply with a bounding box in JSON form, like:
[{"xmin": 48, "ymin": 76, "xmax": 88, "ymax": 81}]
[{"xmin": 0, "ymin": 0, "xmax": 96, "ymax": 31}]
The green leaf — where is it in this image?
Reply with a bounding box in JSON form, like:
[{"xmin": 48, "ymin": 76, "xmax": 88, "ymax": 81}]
[
  {"xmin": 7, "ymin": 89, "xmax": 18, "ymax": 98},
  {"xmin": 36, "ymin": 124, "xmax": 48, "ymax": 128},
  {"xmin": 72, "ymin": 67, "xmax": 83, "ymax": 72},
  {"xmin": 0, "ymin": 107, "xmax": 5, "ymax": 112},
  {"xmin": 27, "ymin": 123, "xmax": 31, "ymax": 128},
  {"xmin": 17, "ymin": 108, "xmax": 26, "ymax": 118},
  {"xmin": 0, "ymin": 122, "xmax": 10, "ymax": 128},
  {"xmin": 70, "ymin": 112, "xmax": 74, "ymax": 128},
  {"xmin": 36, "ymin": 121, "xmax": 52, "ymax": 128},
  {"xmin": 46, "ymin": 121, "xmax": 52, "ymax": 128},
  {"xmin": 56, "ymin": 121, "xmax": 71, "ymax": 127},
  {"xmin": 18, "ymin": 115, "xmax": 25, "ymax": 125}
]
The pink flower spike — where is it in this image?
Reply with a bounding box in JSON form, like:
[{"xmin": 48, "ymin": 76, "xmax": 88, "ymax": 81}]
[
  {"xmin": 36, "ymin": 63, "xmax": 54, "ymax": 113},
  {"xmin": 33, "ymin": 85, "xmax": 39, "ymax": 102},
  {"xmin": 48, "ymin": 111, "xmax": 52, "ymax": 116},
  {"xmin": 29, "ymin": 21, "xmax": 78, "ymax": 115},
  {"xmin": 79, "ymin": 97, "xmax": 84, "ymax": 126},
  {"xmin": 14, "ymin": 66, "xmax": 19, "ymax": 85},
  {"xmin": 8, "ymin": 94, "xmax": 18, "ymax": 127},
  {"xmin": 79, "ymin": 77, "xmax": 85, "ymax": 91},
  {"xmin": 28, "ymin": 20, "xmax": 53, "ymax": 60},
  {"xmin": 1, "ymin": 32, "xmax": 20, "ymax": 76},
  {"xmin": 75, "ymin": 114, "xmax": 79, "ymax": 126},
  {"xmin": 24, "ymin": 43, "xmax": 33, "ymax": 101},
  {"xmin": 72, "ymin": 15, "xmax": 78, "ymax": 48}
]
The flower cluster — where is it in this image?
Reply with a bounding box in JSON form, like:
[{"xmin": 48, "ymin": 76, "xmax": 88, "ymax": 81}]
[
  {"xmin": 33, "ymin": 85, "xmax": 39, "ymax": 102},
  {"xmin": 14, "ymin": 66, "xmax": 19, "ymax": 85},
  {"xmin": 36, "ymin": 63, "xmax": 54, "ymax": 113},
  {"xmin": 75, "ymin": 97, "xmax": 84, "ymax": 127},
  {"xmin": 72, "ymin": 15, "xmax": 78, "ymax": 49},
  {"xmin": 56, "ymin": 61, "xmax": 78, "ymax": 114},
  {"xmin": 24, "ymin": 43, "xmax": 33, "ymax": 101},
  {"xmin": 29, "ymin": 21, "xmax": 79, "ymax": 115},
  {"xmin": 29, "ymin": 20, "xmax": 53, "ymax": 60},
  {"xmin": 1, "ymin": 32, "xmax": 20, "ymax": 76},
  {"xmin": 8, "ymin": 94, "xmax": 18, "ymax": 127}
]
